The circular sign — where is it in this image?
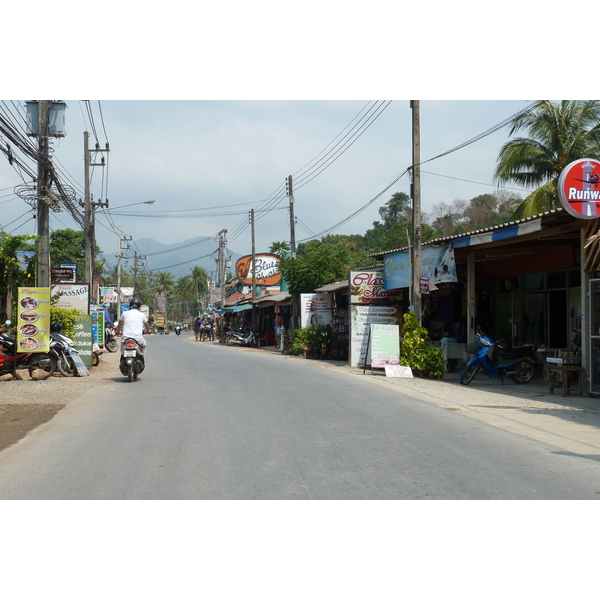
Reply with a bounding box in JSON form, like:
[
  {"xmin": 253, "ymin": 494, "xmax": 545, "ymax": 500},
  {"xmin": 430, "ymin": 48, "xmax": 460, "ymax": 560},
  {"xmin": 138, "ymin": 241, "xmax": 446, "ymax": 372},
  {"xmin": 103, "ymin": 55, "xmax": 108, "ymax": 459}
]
[{"xmin": 558, "ymin": 158, "xmax": 600, "ymax": 219}]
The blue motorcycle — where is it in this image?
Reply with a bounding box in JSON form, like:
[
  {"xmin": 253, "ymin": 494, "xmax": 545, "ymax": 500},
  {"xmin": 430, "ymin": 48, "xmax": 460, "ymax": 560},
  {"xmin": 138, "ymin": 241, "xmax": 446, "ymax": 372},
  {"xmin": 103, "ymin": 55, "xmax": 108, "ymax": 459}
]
[{"xmin": 460, "ymin": 335, "xmax": 537, "ymax": 386}]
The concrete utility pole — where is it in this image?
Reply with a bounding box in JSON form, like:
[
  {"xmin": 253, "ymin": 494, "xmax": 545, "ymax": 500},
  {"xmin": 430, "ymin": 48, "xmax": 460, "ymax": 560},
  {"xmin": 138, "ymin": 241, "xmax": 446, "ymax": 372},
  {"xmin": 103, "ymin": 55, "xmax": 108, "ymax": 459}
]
[
  {"xmin": 287, "ymin": 175, "xmax": 296, "ymax": 258},
  {"xmin": 83, "ymin": 132, "xmax": 109, "ymax": 300},
  {"xmin": 36, "ymin": 101, "xmax": 51, "ymax": 288},
  {"xmin": 116, "ymin": 230, "xmax": 132, "ymax": 318},
  {"xmin": 251, "ymin": 209, "xmax": 257, "ymax": 330},
  {"xmin": 410, "ymin": 100, "xmax": 422, "ymax": 323}
]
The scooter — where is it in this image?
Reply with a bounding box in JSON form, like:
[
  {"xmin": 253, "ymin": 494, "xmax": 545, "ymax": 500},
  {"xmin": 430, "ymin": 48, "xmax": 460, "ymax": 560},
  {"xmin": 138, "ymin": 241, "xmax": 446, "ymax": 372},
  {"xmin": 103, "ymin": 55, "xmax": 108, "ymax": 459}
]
[
  {"xmin": 104, "ymin": 326, "xmax": 119, "ymax": 353},
  {"xmin": 226, "ymin": 328, "xmax": 257, "ymax": 347},
  {"xmin": 119, "ymin": 337, "xmax": 145, "ymax": 382},
  {"xmin": 175, "ymin": 325, "xmax": 181, "ymax": 336},
  {"xmin": 0, "ymin": 320, "xmax": 57, "ymax": 378},
  {"xmin": 48, "ymin": 323, "xmax": 90, "ymax": 377},
  {"xmin": 460, "ymin": 334, "xmax": 537, "ymax": 386}
]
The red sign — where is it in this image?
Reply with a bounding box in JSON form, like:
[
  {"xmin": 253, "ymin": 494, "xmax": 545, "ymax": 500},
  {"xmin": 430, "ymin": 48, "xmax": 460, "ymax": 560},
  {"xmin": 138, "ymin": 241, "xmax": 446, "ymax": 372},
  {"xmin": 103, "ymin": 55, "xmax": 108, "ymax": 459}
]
[{"xmin": 558, "ymin": 158, "xmax": 600, "ymax": 219}]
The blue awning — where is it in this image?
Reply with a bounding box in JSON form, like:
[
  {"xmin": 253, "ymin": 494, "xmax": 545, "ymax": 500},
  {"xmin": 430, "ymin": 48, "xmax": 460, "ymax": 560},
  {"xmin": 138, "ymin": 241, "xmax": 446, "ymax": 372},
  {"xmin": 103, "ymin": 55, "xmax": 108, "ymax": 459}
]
[{"xmin": 223, "ymin": 303, "xmax": 252, "ymax": 313}]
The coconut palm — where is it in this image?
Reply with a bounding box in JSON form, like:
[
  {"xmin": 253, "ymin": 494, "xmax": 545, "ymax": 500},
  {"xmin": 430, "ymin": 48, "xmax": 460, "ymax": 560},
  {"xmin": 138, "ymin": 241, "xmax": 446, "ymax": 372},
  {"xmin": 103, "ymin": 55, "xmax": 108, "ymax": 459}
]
[{"xmin": 494, "ymin": 100, "xmax": 600, "ymax": 219}]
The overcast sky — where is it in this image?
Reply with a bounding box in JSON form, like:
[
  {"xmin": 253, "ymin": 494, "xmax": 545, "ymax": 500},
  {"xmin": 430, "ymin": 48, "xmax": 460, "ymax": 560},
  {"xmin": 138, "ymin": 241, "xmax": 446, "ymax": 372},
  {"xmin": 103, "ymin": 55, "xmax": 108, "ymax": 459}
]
[{"xmin": 1, "ymin": 99, "xmax": 540, "ymax": 273}]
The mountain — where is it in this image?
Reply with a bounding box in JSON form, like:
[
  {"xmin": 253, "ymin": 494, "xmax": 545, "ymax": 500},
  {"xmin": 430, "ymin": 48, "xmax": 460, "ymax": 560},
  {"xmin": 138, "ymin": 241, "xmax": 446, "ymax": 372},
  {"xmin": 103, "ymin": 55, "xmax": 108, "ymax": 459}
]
[{"xmin": 101, "ymin": 236, "xmax": 243, "ymax": 279}]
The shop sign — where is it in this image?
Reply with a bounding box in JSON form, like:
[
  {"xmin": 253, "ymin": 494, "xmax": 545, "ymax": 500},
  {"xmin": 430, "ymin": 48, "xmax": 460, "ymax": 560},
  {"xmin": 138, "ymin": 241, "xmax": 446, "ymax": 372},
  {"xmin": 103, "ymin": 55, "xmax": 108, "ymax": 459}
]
[
  {"xmin": 17, "ymin": 287, "xmax": 51, "ymax": 353},
  {"xmin": 558, "ymin": 158, "xmax": 600, "ymax": 219},
  {"xmin": 236, "ymin": 253, "xmax": 281, "ymax": 286},
  {"xmin": 52, "ymin": 283, "xmax": 90, "ymax": 314},
  {"xmin": 300, "ymin": 293, "xmax": 332, "ymax": 327},
  {"xmin": 349, "ymin": 271, "xmax": 403, "ymax": 304},
  {"xmin": 73, "ymin": 315, "xmax": 93, "ymax": 367}
]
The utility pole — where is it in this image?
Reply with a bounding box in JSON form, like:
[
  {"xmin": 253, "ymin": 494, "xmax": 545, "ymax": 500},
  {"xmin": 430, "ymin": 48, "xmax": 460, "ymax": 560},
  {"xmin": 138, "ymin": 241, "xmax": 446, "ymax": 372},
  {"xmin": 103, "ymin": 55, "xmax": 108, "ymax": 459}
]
[
  {"xmin": 217, "ymin": 228, "xmax": 227, "ymax": 339},
  {"xmin": 83, "ymin": 132, "xmax": 109, "ymax": 300},
  {"xmin": 410, "ymin": 100, "xmax": 422, "ymax": 324},
  {"xmin": 251, "ymin": 209, "xmax": 256, "ymax": 330},
  {"xmin": 116, "ymin": 230, "xmax": 132, "ymax": 319},
  {"xmin": 36, "ymin": 101, "xmax": 51, "ymax": 288},
  {"xmin": 287, "ymin": 175, "xmax": 296, "ymax": 258}
]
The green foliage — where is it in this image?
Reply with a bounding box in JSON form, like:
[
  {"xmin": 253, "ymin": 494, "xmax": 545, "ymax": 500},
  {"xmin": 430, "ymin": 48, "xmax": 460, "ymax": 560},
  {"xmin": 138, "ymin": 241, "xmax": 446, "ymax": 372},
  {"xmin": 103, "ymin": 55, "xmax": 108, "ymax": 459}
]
[
  {"xmin": 278, "ymin": 240, "xmax": 351, "ymax": 295},
  {"xmin": 49, "ymin": 306, "xmax": 81, "ymax": 339},
  {"xmin": 291, "ymin": 327, "xmax": 313, "ymax": 355},
  {"xmin": 400, "ymin": 312, "xmax": 445, "ymax": 379}
]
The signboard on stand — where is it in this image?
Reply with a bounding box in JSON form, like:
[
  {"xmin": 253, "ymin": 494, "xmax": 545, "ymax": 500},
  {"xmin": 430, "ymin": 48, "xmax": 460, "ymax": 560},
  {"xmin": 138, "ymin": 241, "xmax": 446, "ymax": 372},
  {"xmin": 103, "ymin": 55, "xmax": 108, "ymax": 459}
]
[
  {"xmin": 73, "ymin": 315, "xmax": 94, "ymax": 369},
  {"xmin": 17, "ymin": 287, "xmax": 51, "ymax": 353}
]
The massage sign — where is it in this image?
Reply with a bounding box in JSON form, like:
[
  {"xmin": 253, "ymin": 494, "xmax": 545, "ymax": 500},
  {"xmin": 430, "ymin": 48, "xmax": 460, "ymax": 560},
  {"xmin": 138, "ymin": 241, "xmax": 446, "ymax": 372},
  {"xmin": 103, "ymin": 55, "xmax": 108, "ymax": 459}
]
[
  {"xmin": 558, "ymin": 158, "xmax": 600, "ymax": 219},
  {"xmin": 17, "ymin": 287, "xmax": 51, "ymax": 352}
]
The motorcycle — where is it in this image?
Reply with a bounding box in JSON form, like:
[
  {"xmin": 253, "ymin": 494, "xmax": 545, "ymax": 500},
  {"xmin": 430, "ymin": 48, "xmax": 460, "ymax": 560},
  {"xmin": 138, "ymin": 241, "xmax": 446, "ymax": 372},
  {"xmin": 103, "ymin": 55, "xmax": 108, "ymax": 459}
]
[
  {"xmin": 226, "ymin": 328, "xmax": 258, "ymax": 348},
  {"xmin": 460, "ymin": 334, "xmax": 537, "ymax": 386},
  {"xmin": 49, "ymin": 323, "xmax": 89, "ymax": 376},
  {"xmin": 0, "ymin": 320, "xmax": 57, "ymax": 378},
  {"xmin": 175, "ymin": 325, "xmax": 181, "ymax": 336},
  {"xmin": 104, "ymin": 326, "xmax": 119, "ymax": 353},
  {"xmin": 119, "ymin": 337, "xmax": 145, "ymax": 382}
]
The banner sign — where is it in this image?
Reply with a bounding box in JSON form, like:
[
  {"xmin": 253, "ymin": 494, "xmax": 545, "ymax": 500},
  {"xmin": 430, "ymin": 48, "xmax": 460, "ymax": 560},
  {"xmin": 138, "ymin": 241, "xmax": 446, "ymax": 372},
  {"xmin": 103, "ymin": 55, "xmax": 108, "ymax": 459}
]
[
  {"xmin": 300, "ymin": 293, "xmax": 332, "ymax": 327},
  {"xmin": 73, "ymin": 315, "xmax": 94, "ymax": 367},
  {"xmin": 558, "ymin": 158, "xmax": 600, "ymax": 219},
  {"xmin": 17, "ymin": 287, "xmax": 51, "ymax": 353},
  {"xmin": 350, "ymin": 304, "xmax": 403, "ymax": 368},
  {"xmin": 383, "ymin": 245, "xmax": 457, "ymax": 291},
  {"xmin": 369, "ymin": 323, "xmax": 400, "ymax": 369}
]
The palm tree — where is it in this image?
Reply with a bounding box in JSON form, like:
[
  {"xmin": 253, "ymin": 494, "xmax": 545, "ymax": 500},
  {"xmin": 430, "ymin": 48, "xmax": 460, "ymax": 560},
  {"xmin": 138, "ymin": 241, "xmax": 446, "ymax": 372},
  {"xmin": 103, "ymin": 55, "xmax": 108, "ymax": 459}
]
[{"xmin": 494, "ymin": 100, "xmax": 600, "ymax": 219}]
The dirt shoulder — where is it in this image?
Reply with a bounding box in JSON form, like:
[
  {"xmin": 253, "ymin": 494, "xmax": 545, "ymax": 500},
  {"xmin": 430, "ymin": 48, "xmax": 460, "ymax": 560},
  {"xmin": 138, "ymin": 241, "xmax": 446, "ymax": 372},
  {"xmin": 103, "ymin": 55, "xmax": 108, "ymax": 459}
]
[{"xmin": 0, "ymin": 350, "xmax": 120, "ymax": 452}]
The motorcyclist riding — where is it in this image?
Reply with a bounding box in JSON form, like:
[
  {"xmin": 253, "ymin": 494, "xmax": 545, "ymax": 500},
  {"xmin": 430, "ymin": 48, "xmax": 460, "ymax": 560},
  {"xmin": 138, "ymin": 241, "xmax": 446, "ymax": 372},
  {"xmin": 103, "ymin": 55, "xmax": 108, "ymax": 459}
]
[{"xmin": 115, "ymin": 298, "xmax": 150, "ymax": 349}]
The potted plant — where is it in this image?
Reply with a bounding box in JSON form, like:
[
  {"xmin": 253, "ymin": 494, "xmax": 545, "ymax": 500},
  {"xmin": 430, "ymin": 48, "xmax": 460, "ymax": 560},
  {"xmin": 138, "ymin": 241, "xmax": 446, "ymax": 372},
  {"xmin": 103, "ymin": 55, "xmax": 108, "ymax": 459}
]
[
  {"xmin": 400, "ymin": 312, "xmax": 445, "ymax": 379},
  {"xmin": 291, "ymin": 327, "xmax": 313, "ymax": 357}
]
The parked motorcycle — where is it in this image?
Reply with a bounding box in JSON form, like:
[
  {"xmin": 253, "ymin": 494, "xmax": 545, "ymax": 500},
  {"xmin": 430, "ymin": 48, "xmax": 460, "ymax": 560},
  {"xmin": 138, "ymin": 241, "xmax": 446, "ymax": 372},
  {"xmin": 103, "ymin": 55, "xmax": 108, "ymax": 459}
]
[
  {"xmin": 119, "ymin": 337, "xmax": 145, "ymax": 382},
  {"xmin": 0, "ymin": 320, "xmax": 57, "ymax": 378},
  {"xmin": 49, "ymin": 323, "xmax": 89, "ymax": 376},
  {"xmin": 226, "ymin": 328, "xmax": 258, "ymax": 348},
  {"xmin": 460, "ymin": 334, "xmax": 537, "ymax": 386},
  {"xmin": 104, "ymin": 325, "xmax": 119, "ymax": 353}
]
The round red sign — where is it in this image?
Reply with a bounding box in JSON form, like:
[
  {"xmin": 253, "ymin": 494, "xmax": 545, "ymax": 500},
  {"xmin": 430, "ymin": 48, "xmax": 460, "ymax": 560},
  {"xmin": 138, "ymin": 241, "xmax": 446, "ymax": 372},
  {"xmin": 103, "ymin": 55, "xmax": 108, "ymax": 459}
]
[{"xmin": 558, "ymin": 158, "xmax": 600, "ymax": 219}]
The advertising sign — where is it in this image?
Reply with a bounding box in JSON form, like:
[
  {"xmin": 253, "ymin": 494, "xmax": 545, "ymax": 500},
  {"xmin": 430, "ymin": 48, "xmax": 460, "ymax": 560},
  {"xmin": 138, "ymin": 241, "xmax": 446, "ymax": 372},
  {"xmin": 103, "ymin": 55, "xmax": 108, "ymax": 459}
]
[
  {"xmin": 17, "ymin": 287, "xmax": 51, "ymax": 353},
  {"xmin": 558, "ymin": 158, "xmax": 600, "ymax": 219},
  {"xmin": 349, "ymin": 271, "xmax": 404, "ymax": 304},
  {"xmin": 236, "ymin": 253, "xmax": 281, "ymax": 286},
  {"xmin": 369, "ymin": 323, "xmax": 400, "ymax": 369},
  {"xmin": 91, "ymin": 310, "xmax": 104, "ymax": 346},
  {"xmin": 100, "ymin": 287, "xmax": 117, "ymax": 304},
  {"xmin": 52, "ymin": 283, "xmax": 90, "ymax": 314},
  {"xmin": 60, "ymin": 263, "xmax": 77, "ymax": 282},
  {"xmin": 350, "ymin": 304, "xmax": 403, "ymax": 367},
  {"xmin": 300, "ymin": 293, "xmax": 332, "ymax": 327},
  {"xmin": 73, "ymin": 315, "xmax": 94, "ymax": 367},
  {"xmin": 383, "ymin": 245, "xmax": 457, "ymax": 291}
]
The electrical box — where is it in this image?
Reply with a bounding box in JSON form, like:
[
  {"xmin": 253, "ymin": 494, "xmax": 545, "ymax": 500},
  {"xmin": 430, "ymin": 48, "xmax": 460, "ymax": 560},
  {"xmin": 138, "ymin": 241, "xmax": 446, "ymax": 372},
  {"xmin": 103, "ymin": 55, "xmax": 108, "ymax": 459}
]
[{"xmin": 25, "ymin": 101, "xmax": 67, "ymax": 137}]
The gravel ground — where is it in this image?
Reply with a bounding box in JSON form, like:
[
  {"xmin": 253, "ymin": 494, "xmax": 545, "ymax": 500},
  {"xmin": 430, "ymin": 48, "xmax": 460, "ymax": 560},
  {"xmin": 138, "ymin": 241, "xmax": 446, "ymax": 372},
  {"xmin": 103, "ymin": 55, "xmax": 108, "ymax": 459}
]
[{"xmin": 0, "ymin": 350, "xmax": 120, "ymax": 451}]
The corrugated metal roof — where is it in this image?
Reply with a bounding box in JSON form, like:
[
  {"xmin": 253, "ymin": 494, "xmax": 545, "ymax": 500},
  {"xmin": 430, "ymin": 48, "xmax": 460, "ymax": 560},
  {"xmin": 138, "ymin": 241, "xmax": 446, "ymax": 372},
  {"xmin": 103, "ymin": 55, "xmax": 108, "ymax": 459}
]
[
  {"xmin": 315, "ymin": 281, "xmax": 348, "ymax": 293},
  {"xmin": 253, "ymin": 291, "xmax": 292, "ymax": 305},
  {"xmin": 370, "ymin": 208, "xmax": 570, "ymax": 259}
]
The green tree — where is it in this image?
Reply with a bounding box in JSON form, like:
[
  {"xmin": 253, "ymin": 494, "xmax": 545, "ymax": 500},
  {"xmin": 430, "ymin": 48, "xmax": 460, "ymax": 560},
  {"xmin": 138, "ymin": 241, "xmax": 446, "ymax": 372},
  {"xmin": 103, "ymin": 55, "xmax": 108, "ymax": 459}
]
[
  {"xmin": 278, "ymin": 240, "xmax": 351, "ymax": 295},
  {"xmin": 49, "ymin": 228, "xmax": 104, "ymax": 282},
  {"xmin": 494, "ymin": 100, "xmax": 600, "ymax": 219}
]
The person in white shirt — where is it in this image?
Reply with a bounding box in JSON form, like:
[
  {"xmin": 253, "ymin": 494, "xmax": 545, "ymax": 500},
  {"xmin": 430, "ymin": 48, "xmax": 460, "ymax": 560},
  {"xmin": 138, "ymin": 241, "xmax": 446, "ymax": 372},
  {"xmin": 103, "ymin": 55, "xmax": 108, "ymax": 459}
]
[{"xmin": 116, "ymin": 298, "xmax": 150, "ymax": 348}]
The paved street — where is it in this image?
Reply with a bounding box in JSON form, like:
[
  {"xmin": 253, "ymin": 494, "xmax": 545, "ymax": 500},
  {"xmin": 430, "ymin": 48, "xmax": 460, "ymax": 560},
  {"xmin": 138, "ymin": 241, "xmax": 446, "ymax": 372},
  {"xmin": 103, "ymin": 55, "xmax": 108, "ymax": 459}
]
[{"xmin": 1, "ymin": 335, "xmax": 600, "ymax": 499}]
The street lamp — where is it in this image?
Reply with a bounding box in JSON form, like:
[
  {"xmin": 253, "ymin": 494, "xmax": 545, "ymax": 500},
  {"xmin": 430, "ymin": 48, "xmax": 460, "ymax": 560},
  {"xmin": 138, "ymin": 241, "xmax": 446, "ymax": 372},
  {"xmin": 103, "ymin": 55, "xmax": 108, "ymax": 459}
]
[{"xmin": 105, "ymin": 200, "xmax": 156, "ymax": 211}]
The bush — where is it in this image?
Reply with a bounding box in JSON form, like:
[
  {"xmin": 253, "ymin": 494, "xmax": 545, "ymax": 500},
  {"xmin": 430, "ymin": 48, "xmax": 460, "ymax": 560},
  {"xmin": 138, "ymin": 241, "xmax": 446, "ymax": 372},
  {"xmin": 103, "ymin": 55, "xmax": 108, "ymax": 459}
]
[
  {"xmin": 291, "ymin": 327, "xmax": 313, "ymax": 355},
  {"xmin": 50, "ymin": 307, "xmax": 81, "ymax": 339},
  {"xmin": 400, "ymin": 312, "xmax": 445, "ymax": 379}
]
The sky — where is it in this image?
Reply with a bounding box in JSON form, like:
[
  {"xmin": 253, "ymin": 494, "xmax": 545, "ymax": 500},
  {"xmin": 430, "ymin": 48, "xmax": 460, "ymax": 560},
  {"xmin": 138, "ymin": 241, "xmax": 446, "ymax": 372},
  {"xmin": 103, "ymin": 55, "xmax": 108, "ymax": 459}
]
[{"xmin": 1, "ymin": 99, "xmax": 540, "ymax": 275}]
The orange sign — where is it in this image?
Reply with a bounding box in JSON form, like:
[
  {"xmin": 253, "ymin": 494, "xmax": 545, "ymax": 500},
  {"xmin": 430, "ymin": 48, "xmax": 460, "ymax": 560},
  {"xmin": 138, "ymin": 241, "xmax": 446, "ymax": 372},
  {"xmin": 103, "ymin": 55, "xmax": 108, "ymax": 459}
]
[
  {"xmin": 235, "ymin": 254, "xmax": 281, "ymax": 286},
  {"xmin": 558, "ymin": 158, "xmax": 600, "ymax": 219}
]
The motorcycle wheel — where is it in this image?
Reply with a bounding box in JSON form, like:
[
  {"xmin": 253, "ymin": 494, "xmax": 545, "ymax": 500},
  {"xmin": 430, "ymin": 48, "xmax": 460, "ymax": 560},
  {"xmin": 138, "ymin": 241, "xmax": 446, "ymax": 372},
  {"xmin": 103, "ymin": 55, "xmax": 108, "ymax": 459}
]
[
  {"xmin": 106, "ymin": 339, "xmax": 119, "ymax": 353},
  {"xmin": 92, "ymin": 352, "xmax": 100, "ymax": 367},
  {"xmin": 58, "ymin": 355, "xmax": 77, "ymax": 377},
  {"xmin": 28, "ymin": 352, "xmax": 57, "ymax": 378},
  {"xmin": 127, "ymin": 362, "xmax": 134, "ymax": 382},
  {"xmin": 460, "ymin": 364, "xmax": 479, "ymax": 386},
  {"xmin": 225, "ymin": 335, "xmax": 233, "ymax": 346},
  {"xmin": 511, "ymin": 360, "xmax": 534, "ymax": 384}
]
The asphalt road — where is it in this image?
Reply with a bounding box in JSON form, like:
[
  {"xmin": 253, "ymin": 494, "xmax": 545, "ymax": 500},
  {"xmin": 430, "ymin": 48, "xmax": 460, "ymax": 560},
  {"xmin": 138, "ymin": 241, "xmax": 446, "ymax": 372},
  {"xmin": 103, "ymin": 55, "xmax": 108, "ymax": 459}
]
[{"xmin": 1, "ymin": 335, "xmax": 600, "ymax": 499}]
